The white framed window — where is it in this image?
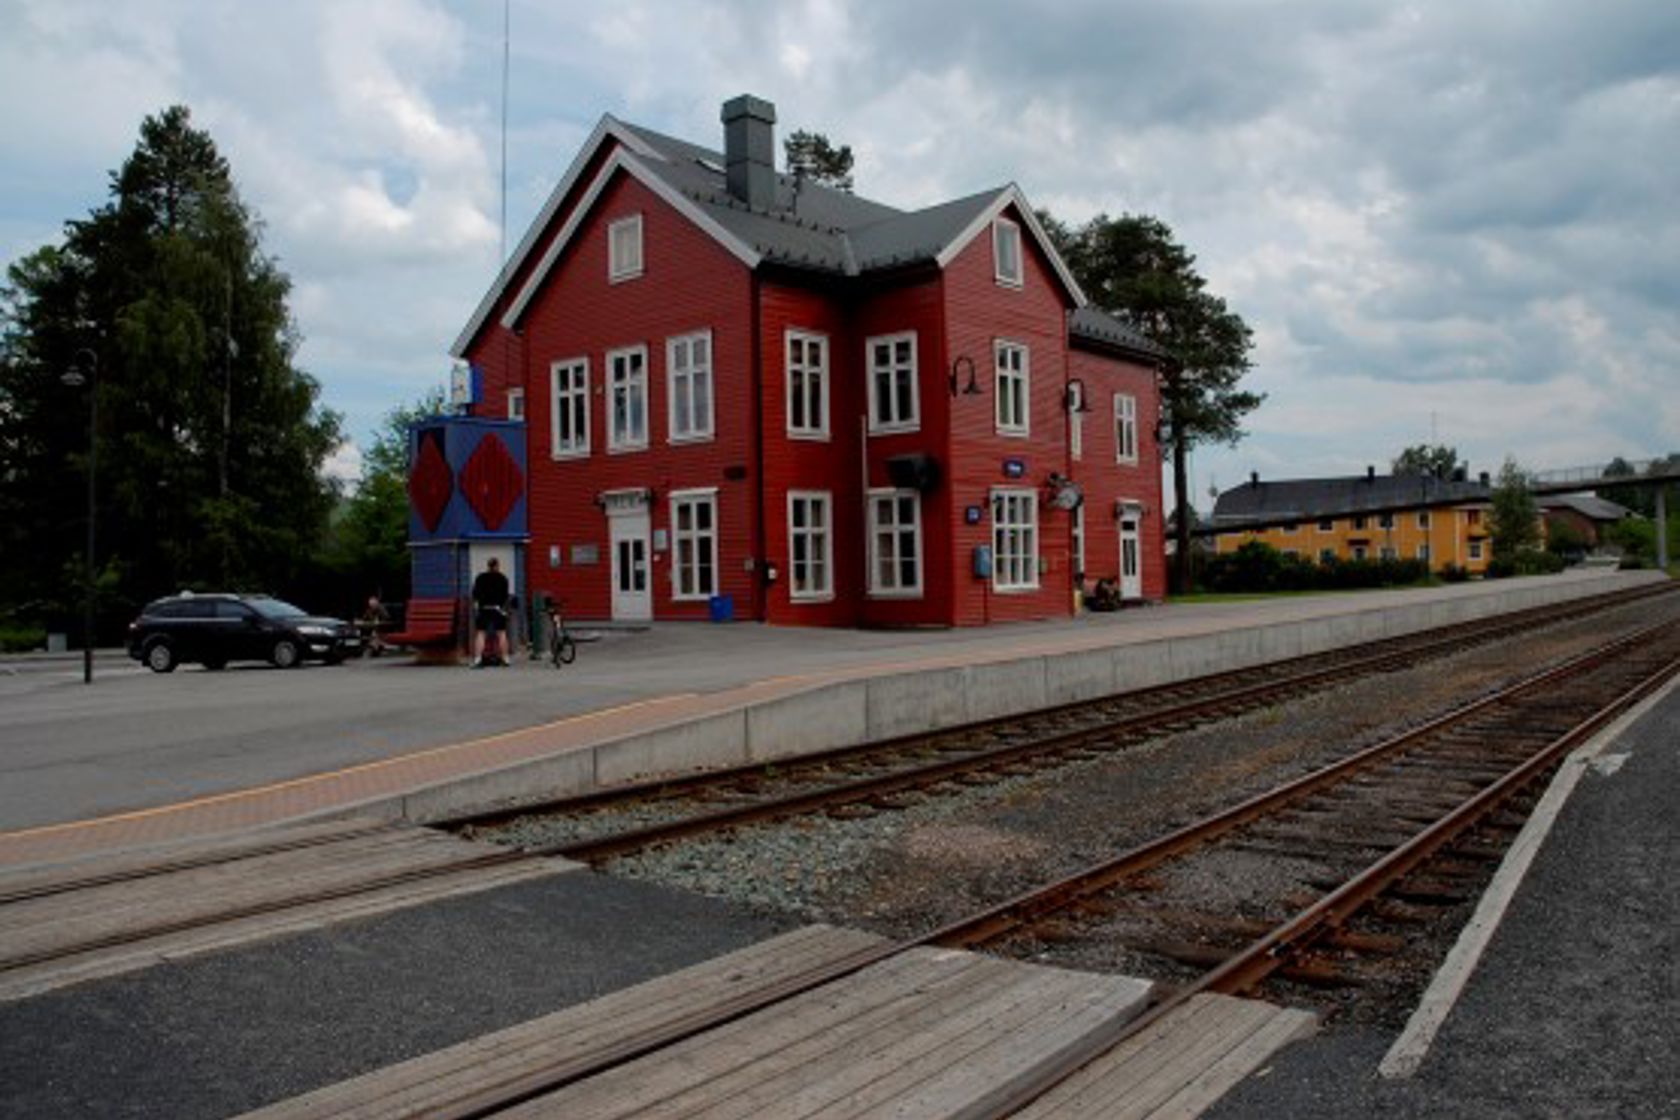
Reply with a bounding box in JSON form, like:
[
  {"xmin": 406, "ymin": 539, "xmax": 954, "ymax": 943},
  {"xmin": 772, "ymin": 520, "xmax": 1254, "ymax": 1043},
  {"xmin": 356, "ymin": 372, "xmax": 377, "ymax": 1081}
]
[
  {"xmin": 1069, "ymin": 381, "xmax": 1084, "ymax": 460},
  {"xmin": 506, "ymin": 388, "xmax": 525, "ymax": 421},
  {"xmin": 1378, "ymin": 512, "xmax": 1395, "ymax": 529},
  {"xmin": 1072, "ymin": 502, "xmax": 1086, "ymax": 579},
  {"xmin": 1418, "ymin": 511, "xmax": 1432, "ymax": 529},
  {"xmin": 867, "ymin": 331, "xmax": 919, "ymax": 434},
  {"xmin": 607, "ymin": 345, "xmax": 648, "ymax": 452},
  {"xmin": 994, "ymin": 340, "xmax": 1029, "ymax": 436},
  {"xmin": 670, "ymin": 489, "xmax": 717, "ymax": 600},
  {"xmin": 786, "ymin": 330, "xmax": 829, "ymax": 440},
  {"xmin": 1380, "ymin": 546, "xmax": 1397, "ymax": 560},
  {"xmin": 667, "ymin": 330, "xmax": 714, "ymax": 443},
  {"xmin": 550, "ymin": 358, "xmax": 590, "ymax": 458},
  {"xmin": 992, "ymin": 488, "xmax": 1039, "ymax": 591},
  {"xmin": 868, "ymin": 489, "xmax": 922, "ymax": 597},
  {"xmin": 1469, "ymin": 539, "xmax": 1484, "ymax": 561},
  {"xmin": 1320, "ymin": 548, "xmax": 1337, "ymax": 563},
  {"xmin": 1318, "ymin": 518, "xmax": 1335, "ymax": 532},
  {"xmin": 1417, "ymin": 544, "xmax": 1432, "ymax": 562},
  {"xmin": 787, "ymin": 491, "xmax": 833, "ymax": 601},
  {"xmin": 993, "ymin": 217, "xmax": 1023, "ymax": 287},
  {"xmin": 1352, "ymin": 544, "xmax": 1369, "ymax": 560},
  {"xmin": 608, "ymin": 214, "xmax": 643, "ymax": 282},
  {"xmin": 1114, "ymin": 393, "xmax": 1138, "ymax": 464}
]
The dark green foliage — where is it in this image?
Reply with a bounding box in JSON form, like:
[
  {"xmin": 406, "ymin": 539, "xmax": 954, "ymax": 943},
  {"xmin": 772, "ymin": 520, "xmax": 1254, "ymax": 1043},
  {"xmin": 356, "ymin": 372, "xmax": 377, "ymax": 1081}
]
[
  {"xmin": 1438, "ymin": 563, "xmax": 1471, "ymax": 583},
  {"xmin": 1486, "ymin": 549, "xmax": 1566, "ymax": 579},
  {"xmin": 0, "ymin": 105, "xmax": 341, "ymax": 638},
  {"xmin": 784, "ymin": 130, "xmax": 854, "ymax": 192},
  {"xmin": 311, "ymin": 389, "xmax": 448, "ymax": 613},
  {"xmin": 0, "ymin": 626, "xmax": 48, "ymax": 653},
  {"xmin": 1199, "ymin": 540, "xmax": 1429, "ymax": 594},
  {"xmin": 1545, "ymin": 519, "xmax": 1589, "ymax": 558},
  {"xmin": 1392, "ymin": 443, "xmax": 1461, "ymax": 478},
  {"xmin": 1039, "ymin": 210, "xmax": 1261, "ymax": 593},
  {"xmin": 1489, "ymin": 456, "xmax": 1540, "ymax": 563}
]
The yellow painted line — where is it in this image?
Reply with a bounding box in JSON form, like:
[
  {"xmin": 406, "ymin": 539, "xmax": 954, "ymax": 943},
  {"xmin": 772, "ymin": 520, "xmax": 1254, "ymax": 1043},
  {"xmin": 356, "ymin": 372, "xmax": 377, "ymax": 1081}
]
[{"xmin": 0, "ymin": 693, "xmax": 702, "ymax": 841}]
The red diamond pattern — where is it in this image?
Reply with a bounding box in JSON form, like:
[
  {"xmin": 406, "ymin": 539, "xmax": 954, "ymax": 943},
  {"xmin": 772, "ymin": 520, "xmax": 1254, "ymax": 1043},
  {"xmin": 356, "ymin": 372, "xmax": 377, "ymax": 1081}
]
[
  {"xmin": 459, "ymin": 432, "xmax": 524, "ymax": 531},
  {"xmin": 408, "ymin": 429, "xmax": 453, "ymax": 533}
]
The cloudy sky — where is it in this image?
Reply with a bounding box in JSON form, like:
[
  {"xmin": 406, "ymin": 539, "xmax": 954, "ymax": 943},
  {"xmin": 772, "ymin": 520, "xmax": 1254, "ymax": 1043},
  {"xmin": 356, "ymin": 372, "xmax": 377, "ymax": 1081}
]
[{"xmin": 3, "ymin": 0, "xmax": 1676, "ymax": 502}]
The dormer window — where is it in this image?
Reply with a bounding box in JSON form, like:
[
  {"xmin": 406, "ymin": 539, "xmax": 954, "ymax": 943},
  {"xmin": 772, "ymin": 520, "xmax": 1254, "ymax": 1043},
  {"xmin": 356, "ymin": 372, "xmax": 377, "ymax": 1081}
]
[
  {"xmin": 609, "ymin": 214, "xmax": 643, "ymax": 282},
  {"xmin": 993, "ymin": 217, "xmax": 1023, "ymax": 288}
]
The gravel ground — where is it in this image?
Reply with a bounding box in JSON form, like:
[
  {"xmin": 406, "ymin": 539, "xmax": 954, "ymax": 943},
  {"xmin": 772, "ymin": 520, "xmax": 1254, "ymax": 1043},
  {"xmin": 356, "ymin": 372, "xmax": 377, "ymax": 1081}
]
[{"xmin": 522, "ymin": 595, "xmax": 1680, "ymax": 1029}]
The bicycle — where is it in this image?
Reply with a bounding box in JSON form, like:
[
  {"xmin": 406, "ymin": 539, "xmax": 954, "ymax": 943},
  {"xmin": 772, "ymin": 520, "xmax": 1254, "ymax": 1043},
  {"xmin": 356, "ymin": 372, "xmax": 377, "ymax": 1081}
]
[{"xmin": 547, "ymin": 599, "xmax": 577, "ymax": 668}]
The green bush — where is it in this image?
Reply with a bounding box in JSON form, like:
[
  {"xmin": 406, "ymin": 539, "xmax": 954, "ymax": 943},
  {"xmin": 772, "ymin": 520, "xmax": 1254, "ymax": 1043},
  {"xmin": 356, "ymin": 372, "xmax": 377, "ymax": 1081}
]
[
  {"xmin": 1438, "ymin": 563, "xmax": 1471, "ymax": 583},
  {"xmin": 0, "ymin": 626, "xmax": 47, "ymax": 653},
  {"xmin": 1515, "ymin": 549, "xmax": 1566, "ymax": 575},
  {"xmin": 1200, "ymin": 542, "xmax": 1431, "ymax": 594}
]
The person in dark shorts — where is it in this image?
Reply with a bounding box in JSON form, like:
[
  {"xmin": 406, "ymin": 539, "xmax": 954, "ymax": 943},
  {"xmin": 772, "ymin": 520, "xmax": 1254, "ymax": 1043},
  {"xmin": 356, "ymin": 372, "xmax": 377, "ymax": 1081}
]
[{"xmin": 471, "ymin": 557, "xmax": 511, "ymax": 667}]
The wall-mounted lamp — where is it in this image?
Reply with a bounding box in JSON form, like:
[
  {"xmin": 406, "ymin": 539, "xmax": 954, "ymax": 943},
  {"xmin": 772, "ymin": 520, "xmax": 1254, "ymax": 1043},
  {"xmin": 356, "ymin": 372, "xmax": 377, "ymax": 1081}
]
[
  {"xmin": 948, "ymin": 355, "xmax": 981, "ymax": 397},
  {"xmin": 591, "ymin": 491, "xmax": 607, "ymax": 510},
  {"xmin": 1064, "ymin": 378, "xmax": 1093, "ymax": 413}
]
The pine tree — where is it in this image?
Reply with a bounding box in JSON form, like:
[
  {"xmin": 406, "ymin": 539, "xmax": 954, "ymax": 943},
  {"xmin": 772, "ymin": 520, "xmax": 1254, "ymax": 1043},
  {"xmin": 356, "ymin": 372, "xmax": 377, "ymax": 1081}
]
[{"xmin": 0, "ymin": 105, "xmax": 341, "ymax": 636}]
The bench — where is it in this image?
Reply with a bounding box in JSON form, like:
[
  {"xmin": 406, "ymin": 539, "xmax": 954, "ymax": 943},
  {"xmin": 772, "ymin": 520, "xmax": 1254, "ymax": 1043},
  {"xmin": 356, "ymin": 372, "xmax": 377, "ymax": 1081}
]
[{"xmin": 384, "ymin": 598, "xmax": 460, "ymax": 656}]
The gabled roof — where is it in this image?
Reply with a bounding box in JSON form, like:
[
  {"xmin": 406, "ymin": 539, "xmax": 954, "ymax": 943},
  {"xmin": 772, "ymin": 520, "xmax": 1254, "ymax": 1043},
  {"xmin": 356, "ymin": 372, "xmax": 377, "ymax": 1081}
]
[
  {"xmin": 1539, "ymin": 492, "xmax": 1632, "ymax": 521},
  {"xmin": 455, "ymin": 111, "xmax": 1091, "ymax": 356},
  {"xmin": 1212, "ymin": 473, "xmax": 1493, "ymax": 525}
]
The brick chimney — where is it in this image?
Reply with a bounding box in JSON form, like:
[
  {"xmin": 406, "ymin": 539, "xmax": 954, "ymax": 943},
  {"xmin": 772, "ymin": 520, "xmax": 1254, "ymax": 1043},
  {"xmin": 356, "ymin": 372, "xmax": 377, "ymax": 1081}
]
[{"xmin": 722, "ymin": 95, "xmax": 776, "ymax": 211}]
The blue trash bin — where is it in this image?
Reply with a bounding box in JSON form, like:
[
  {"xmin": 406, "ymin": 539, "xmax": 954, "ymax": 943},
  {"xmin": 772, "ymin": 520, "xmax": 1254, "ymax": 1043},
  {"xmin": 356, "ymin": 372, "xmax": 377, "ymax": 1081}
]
[{"xmin": 707, "ymin": 594, "xmax": 734, "ymax": 622}]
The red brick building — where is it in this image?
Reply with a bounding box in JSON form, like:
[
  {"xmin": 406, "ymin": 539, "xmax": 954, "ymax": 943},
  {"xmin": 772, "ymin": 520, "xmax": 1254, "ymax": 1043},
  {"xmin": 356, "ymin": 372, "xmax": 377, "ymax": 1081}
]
[{"xmin": 450, "ymin": 95, "xmax": 1167, "ymax": 626}]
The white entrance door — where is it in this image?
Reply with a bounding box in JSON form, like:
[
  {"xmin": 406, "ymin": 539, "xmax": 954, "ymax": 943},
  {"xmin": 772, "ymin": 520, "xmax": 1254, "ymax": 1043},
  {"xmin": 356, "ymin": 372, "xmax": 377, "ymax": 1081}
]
[
  {"xmin": 609, "ymin": 510, "xmax": 652, "ymax": 620},
  {"xmin": 1118, "ymin": 507, "xmax": 1142, "ymax": 600}
]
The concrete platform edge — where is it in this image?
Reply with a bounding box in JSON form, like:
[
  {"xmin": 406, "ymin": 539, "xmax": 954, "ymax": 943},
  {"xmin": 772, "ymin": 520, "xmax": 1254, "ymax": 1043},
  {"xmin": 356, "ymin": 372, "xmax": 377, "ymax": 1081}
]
[{"xmin": 317, "ymin": 571, "xmax": 1667, "ymax": 827}]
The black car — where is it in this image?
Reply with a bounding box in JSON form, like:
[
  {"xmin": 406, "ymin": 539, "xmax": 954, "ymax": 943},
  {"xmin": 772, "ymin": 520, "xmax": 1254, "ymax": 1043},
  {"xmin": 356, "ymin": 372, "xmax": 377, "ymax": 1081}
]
[{"xmin": 127, "ymin": 593, "xmax": 361, "ymax": 672}]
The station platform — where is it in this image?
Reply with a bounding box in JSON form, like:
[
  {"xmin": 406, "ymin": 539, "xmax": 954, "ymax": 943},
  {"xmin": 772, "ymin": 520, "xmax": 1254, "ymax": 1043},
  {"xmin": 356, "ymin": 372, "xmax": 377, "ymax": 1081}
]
[{"xmin": 0, "ymin": 567, "xmax": 1665, "ymax": 870}]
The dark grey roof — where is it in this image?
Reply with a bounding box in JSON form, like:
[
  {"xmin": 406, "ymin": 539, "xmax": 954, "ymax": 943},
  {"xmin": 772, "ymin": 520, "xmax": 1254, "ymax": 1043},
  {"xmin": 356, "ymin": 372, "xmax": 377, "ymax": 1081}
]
[
  {"xmin": 1069, "ymin": 307, "xmax": 1171, "ymax": 362},
  {"xmin": 1539, "ymin": 492, "xmax": 1632, "ymax": 521},
  {"xmin": 1212, "ymin": 473, "xmax": 1492, "ymax": 525},
  {"xmin": 847, "ymin": 189, "xmax": 1000, "ymax": 270}
]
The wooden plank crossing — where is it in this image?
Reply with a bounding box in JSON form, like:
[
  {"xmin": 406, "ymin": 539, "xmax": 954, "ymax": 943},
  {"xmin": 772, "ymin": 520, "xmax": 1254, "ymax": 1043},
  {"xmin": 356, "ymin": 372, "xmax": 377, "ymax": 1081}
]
[
  {"xmin": 0, "ymin": 816, "xmax": 578, "ymax": 1003},
  {"xmin": 1012, "ymin": 993, "xmax": 1317, "ymax": 1119}
]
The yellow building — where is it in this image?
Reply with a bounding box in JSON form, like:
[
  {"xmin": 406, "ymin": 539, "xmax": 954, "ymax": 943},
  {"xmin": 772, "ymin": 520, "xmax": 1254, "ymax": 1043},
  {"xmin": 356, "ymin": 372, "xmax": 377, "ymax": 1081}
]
[{"xmin": 1209, "ymin": 471, "xmax": 1498, "ymax": 573}]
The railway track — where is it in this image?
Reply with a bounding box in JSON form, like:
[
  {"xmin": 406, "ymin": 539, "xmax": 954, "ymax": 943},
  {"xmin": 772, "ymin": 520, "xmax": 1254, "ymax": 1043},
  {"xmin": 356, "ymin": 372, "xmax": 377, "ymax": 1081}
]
[
  {"xmin": 459, "ymin": 582, "xmax": 1678, "ymax": 861},
  {"xmin": 4, "ymin": 583, "xmax": 1668, "ymax": 993},
  {"xmin": 235, "ymin": 610, "xmax": 1680, "ymax": 1119}
]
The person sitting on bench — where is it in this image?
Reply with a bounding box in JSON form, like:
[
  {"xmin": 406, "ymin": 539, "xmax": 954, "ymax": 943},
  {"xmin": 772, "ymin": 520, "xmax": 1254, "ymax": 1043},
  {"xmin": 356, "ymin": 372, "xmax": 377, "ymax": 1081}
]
[{"xmin": 471, "ymin": 558, "xmax": 511, "ymax": 668}]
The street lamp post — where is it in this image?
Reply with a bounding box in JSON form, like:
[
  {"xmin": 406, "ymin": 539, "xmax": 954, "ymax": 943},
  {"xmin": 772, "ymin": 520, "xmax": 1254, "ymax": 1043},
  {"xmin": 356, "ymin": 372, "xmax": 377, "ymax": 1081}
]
[{"xmin": 62, "ymin": 349, "xmax": 97, "ymax": 685}]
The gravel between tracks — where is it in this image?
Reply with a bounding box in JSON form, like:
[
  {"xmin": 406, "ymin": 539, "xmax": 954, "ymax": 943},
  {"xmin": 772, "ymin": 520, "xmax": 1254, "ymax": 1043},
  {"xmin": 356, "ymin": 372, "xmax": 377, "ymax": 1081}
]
[{"xmin": 493, "ymin": 595, "xmax": 1680, "ymax": 1023}]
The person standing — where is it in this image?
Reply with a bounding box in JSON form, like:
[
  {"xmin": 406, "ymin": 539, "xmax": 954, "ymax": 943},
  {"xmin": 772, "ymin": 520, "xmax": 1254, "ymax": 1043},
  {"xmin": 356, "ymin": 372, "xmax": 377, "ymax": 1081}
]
[{"xmin": 471, "ymin": 557, "xmax": 511, "ymax": 667}]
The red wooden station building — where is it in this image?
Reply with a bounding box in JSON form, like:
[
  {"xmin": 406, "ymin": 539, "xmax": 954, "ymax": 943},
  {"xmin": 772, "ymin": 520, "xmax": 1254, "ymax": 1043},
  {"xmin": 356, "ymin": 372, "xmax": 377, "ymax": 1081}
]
[{"xmin": 424, "ymin": 94, "xmax": 1168, "ymax": 627}]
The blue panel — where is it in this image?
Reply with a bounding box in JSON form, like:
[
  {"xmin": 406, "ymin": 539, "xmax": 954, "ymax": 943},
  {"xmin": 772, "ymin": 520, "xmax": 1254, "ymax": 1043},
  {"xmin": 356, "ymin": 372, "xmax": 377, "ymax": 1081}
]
[{"xmin": 411, "ymin": 542, "xmax": 458, "ymax": 598}]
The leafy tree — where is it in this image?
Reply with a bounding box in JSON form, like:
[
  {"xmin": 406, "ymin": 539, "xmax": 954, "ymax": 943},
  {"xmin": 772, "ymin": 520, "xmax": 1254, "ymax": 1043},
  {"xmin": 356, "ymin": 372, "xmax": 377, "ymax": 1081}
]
[
  {"xmin": 784, "ymin": 130, "xmax": 854, "ymax": 192},
  {"xmin": 0, "ymin": 105, "xmax": 341, "ymax": 639},
  {"xmin": 316, "ymin": 389, "xmax": 448, "ymax": 606},
  {"xmin": 1041, "ymin": 211, "xmax": 1261, "ymax": 593},
  {"xmin": 1489, "ymin": 456, "xmax": 1540, "ymax": 563},
  {"xmin": 1392, "ymin": 443, "xmax": 1460, "ymax": 478}
]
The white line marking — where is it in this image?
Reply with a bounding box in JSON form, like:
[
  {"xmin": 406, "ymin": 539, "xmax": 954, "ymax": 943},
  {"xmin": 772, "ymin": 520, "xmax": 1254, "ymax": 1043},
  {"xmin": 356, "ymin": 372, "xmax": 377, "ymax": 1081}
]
[{"xmin": 1378, "ymin": 673, "xmax": 1677, "ymax": 1080}]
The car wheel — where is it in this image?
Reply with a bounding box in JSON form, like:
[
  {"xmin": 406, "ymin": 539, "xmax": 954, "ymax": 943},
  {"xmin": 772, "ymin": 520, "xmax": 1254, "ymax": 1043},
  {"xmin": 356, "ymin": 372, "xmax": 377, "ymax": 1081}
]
[
  {"xmin": 144, "ymin": 639, "xmax": 178, "ymax": 674},
  {"xmin": 202, "ymin": 655, "xmax": 227, "ymax": 671},
  {"xmin": 271, "ymin": 638, "xmax": 302, "ymax": 669}
]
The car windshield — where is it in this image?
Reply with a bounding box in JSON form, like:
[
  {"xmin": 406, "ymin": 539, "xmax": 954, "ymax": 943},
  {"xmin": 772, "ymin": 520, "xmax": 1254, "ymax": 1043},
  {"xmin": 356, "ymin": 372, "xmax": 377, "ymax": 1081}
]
[{"xmin": 248, "ymin": 598, "xmax": 310, "ymax": 620}]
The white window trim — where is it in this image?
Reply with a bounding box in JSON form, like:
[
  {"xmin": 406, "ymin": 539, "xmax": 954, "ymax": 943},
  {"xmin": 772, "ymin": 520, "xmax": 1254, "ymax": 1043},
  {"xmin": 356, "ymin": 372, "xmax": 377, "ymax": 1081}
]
[
  {"xmin": 992, "ymin": 487, "xmax": 1040, "ymax": 592},
  {"xmin": 668, "ymin": 487, "xmax": 718, "ymax": 601},
  {"xmin": 994, "ymin": 339, "xmax": 1029, "ymax": 437},
  {"xmin": 549, "ymin": 357, "xmax": 590, "ymax": 459},
  {"xmin": 786, "ymin": 490, "xmax": 835, "ymax": 603},
  {"xmin": 1417, "ymin": 544, "xmax": 1432, "ymax": 561},
  {"xmin": 993, "ymin": 216, "xmax": 1023, "ymax": 288},
  {"xmin": 1317, "ymin": 519, "xmax": 1335, "ymax": 532},
  {"xmin": 1418, "ymin": 511, "xmax": 1432, "ymax": 529},
  {"xmin": 506, "ymin": 387, "xmax": 525, "ymax": 421},
  {"xmin": 606, "ymin": 344, "xmax": 648, "ymax": 453},
  {"xmin": 867, "ymin": 487, "xmax": 923, "ymax": 598},
  {"xmin": 1114, "ymin": 392, "xmax": 1138, "ymax": 465},
  {"xmin": 866, "ymin": 330, "xmax": 920, "ymax": 435},
  {"xmin": 608, "ymin": 213, "xmax": 643, "ymax": 282},
  {"xmin": 666, "ymin": 329, "xmax": 715, "ymax": 444},
  {"xmin": 1069, "ymin": 382, "xmax": 1083, "ymax": 461},
  {"xmin": 785, "ymin": 329, "xmax": 830, "ymax": 441}
]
